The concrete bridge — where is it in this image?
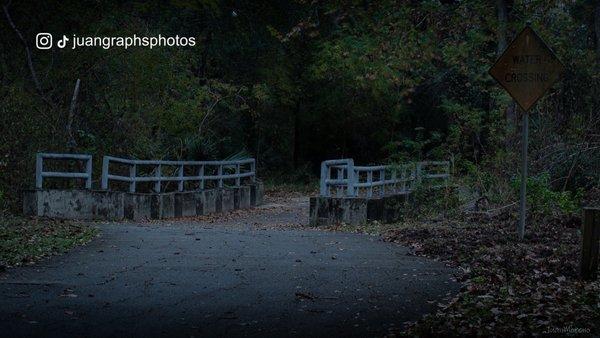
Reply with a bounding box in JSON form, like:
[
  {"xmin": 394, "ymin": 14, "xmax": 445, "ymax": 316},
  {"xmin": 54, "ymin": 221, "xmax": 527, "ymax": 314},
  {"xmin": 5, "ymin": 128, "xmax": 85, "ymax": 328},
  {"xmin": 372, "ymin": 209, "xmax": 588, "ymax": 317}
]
[
  {"xmin": 310, "ymin": 159, "xmax": 450, "ymax": 226},
  {"xmin": 23, "ymin": 154, "xmax": 449, "ymax": 225},
  {"xmin": 5, "ymin": 153, "xmax": 460, "ymax": 337},
  {"xmin": 23, "ymin": 153, "xmax": 264, "ymax": 221}
]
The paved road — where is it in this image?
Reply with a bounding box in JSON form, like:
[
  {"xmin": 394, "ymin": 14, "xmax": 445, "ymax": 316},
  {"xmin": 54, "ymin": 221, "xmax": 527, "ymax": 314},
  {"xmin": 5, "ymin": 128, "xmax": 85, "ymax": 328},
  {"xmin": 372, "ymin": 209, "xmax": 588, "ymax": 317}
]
[{"xmin": 0, "ymin": 194, "xmax": 458, "ymax": 337}]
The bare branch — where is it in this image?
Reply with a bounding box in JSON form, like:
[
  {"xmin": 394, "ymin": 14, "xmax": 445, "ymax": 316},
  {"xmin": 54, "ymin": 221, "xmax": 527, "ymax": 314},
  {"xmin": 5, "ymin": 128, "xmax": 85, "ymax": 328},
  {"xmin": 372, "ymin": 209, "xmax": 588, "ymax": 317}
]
[
  {"xmin": 66, "ymin": 79, "xmax": 81, "ymax": 151},
  {"xmin": 2, "ymin": 2, "xmax": 55, "ymax": 109},
  {"xmin": 3, "ymin": 3, "xmax": 41, "ymax": 93}
]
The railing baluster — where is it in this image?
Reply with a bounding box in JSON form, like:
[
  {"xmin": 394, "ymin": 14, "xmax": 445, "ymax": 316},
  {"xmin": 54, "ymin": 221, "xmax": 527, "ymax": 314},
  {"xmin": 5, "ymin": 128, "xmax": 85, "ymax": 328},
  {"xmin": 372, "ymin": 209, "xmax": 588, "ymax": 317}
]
[
  {"xmin": 178, "ymin": 164, "xmax": 184, "ymax": 192},
  {"xmin": 320, "ymin": 161, "xmax": 328, "ymax": 197},
  {"xmin": 347, "ymin": 159, "xmax": 355, "ymax": 197},
  {"xmin": 235, "ymin": 164, "xmax": 241, "ymax": 187},
  {"xmin": 129, "ymin": 163, "xmax": 136, "ymax": 193},
  {"xmin": 199, "ymin": 165, "xmax": 205, "ymax": 190},
  {"xmin": 336, "ymin": 167, "xmax": 343, "ymax": 197},
  {"xmin": 367, "ymin": 171, "xmax": 373, "ymax": 198},
  {"xmin": 380, "ymin": 168, "xmax": 385, "ymax": 196},
  {"xmin": 85, "ymin": 157, "xmax": 93, "ymax": 189},
  {"xmin": 250, "ymin": 160, "xmax": 256, "ymax": 183},
  {"xmin": 354, "ymin": 169, "xmax": 360, "ymax": 197},
  {"xmin": 35, "ymin": 153, "xmax": 43, "ymax": 189},
  {"xmin": 218, "ymin": 165, "xmax": 223, "ymax": 188},
  {"xmin": 101, "ymin": 157, "xmax": 109, "ymax": 190},
  {"xmin": 154, "ymin": 164, "xmax": 161, "ymax": 193}
]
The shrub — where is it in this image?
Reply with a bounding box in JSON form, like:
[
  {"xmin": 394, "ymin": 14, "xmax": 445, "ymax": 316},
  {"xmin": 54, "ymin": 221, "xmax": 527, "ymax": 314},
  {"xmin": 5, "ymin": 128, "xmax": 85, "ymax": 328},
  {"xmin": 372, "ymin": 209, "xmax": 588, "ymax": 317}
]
[{"xmin": 512, "ymin": 173, "xmax": 583, "ymax": 217}]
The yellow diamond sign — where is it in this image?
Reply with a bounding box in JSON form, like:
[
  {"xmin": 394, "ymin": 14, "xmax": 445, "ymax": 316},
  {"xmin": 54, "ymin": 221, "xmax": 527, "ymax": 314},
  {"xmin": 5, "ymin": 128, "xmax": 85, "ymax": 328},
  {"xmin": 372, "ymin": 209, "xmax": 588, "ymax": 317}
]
[{"xmin": 489, "ymin": 26, "xmax": 564, "ymax": 111}]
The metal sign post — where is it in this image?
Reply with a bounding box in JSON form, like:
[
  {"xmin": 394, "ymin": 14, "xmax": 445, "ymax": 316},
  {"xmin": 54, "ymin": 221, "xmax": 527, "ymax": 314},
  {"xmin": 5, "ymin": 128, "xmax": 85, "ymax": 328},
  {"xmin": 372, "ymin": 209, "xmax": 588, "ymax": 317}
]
[
  {"xmin": 519, "ymin": 108, "xmax": 528, "ymax": 240},
  {"xmin": 489, "ymin": 23, "xmax": 564, "ymax": 240}
]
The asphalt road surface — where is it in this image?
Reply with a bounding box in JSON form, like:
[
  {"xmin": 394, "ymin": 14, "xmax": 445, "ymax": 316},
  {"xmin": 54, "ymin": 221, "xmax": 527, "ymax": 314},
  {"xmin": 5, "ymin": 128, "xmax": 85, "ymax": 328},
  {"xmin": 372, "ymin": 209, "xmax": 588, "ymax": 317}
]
[{"xmin": 0, "ymin": 194, "xmax": 459, "ymax": 337}]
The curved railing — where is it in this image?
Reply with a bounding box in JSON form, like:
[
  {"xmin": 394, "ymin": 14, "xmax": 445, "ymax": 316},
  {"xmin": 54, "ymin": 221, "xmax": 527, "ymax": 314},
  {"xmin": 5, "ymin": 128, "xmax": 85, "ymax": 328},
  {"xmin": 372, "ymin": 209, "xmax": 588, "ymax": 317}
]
[
  {"xmin": 319, "ymin": 159, "xmax": 449, "ymax": 198},
  {"xmin": 32, "ymin": 153, "xmax": 257, "ymax": 193},
  {"xmin": 101, "ymin": 156, "xmax": 256, "ymax": 193}
]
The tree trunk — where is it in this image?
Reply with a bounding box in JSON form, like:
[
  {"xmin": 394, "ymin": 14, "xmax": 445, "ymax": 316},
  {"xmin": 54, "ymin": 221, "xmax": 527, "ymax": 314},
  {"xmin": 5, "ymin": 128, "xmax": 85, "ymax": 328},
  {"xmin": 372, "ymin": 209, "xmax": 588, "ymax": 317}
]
[
  {"xmin": 496, "ymin": 0, "xmax": 508, "ymax": 56},
  {"xmin": 496, "ymin": 0, "xmax": 517, "ymax": 142},
  {"xmin": 2, "ymin": 2, "xmax": 54, "ymax": 110},
  {"xmin": 66, "ymin": 79, "xmax": 81, "ymax": 152},
  {"xmin": 595, "ymin": 2, "xmax": 600, "ymax": 63}
]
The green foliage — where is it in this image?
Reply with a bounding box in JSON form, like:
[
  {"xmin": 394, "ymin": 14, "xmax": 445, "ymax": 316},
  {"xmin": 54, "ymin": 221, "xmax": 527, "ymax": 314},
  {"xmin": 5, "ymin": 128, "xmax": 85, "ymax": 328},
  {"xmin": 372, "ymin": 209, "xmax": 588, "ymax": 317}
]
[
  {"xmin": 0, "ymin": 190, "xmax": 5, "ymax": 215},
  {"xmin": 512, "ymin": 173, "xmax": 584, "ymax": 217},
  {"xmin": 408, "ymin": 182, "xmax": 462, "ymax": 220},
  {"xmin": 0, "ymin": 0, "xmax": 598, "ymax": 212}
]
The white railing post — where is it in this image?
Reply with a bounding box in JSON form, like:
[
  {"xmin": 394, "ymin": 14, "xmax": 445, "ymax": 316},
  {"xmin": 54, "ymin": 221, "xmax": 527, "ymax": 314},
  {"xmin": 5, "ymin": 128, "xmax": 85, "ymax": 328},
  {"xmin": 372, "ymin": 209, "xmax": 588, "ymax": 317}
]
[
  {"xmin": 129, "ymin": 163, "xmax": 136, "ymax": 193},
  {"xmin": 367, "ymin": 171, "xmax": 373, "ymax": 198},
  {"xmin": 199, "ymin": 165, "xmax": 205, "ymax": 190},
  {"xmin": 391, "ymin": 168, "xmax": 397, "ymax": 194},
  {"xmin": 35, "ymin": 153, "xmax": 43, "ymax": 189},
  {"xmin": 178, "ymin": 164, "xmax": 184, "ymax": 192},
  {"xmin": 235, "ymin": 163, "xmax": 241, "ymax": 187},
  {"xmin": 154, "ymin": 164, "xmax": 161, "ymax": 193},
  {"xmin": 320, "ymin": 161, "xmax": 328, "ymax": 196},
  {"xmin": 85, "ymin": 157, "xmax": 93, "ymax": 189},
  {"xmin": 380, "ymin": 168, "xmax": 385, "ymax": 196},
  {"xmin": 218, "ymin": 165, "xmax": 223, "ymax": 188},
  {"xmin": 347, "ymin": 159, "xmax": 355, "ymax": 197},
  {"xmin": 101, "ymin": 156, "xmax": 110, "ymax": 190},
  {"xmin": 336, "ymin": 166, "xmax": 344, "ymax": 197},
  {"xmin": 250, "ymin": 160, "xmax": 256, "ymax": 183}
]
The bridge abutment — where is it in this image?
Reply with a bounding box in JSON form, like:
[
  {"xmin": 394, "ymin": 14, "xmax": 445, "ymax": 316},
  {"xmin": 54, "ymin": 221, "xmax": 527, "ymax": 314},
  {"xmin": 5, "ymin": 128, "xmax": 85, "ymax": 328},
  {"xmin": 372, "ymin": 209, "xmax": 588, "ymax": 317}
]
[
  {"xmin": 309, "ymin": 193, "xmax": 411, "ymax": 226},
  {"xmin": 23, "ymin": 182, "xmax": 264, "ymax": 221}
]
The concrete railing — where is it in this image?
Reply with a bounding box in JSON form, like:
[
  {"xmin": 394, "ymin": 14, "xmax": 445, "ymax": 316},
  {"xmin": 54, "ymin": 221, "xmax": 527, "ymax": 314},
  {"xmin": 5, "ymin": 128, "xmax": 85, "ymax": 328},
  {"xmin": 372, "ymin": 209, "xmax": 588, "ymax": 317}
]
[
  {"xmin": 101, "ymin": 156, "xmax": 256, "ymax": 193},
  {"xmin": 35, "ymin": 153, "xmax": 93, "ymax": 189},
  {"xmin": 320, "ymin": 159, "xmax": 449, "ymax": 198},
  {"xmin": 28, "ymin": 153, "xmax": 263, "ymax": 221}
]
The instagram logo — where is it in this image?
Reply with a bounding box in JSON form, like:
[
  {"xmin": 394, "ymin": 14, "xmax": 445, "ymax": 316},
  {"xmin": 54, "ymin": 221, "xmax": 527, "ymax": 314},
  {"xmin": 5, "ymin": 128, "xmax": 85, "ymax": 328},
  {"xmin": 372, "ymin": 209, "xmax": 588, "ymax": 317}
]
[{"xmin": 36, "ymin": 33, "xmax": 53, "ymax": 49}]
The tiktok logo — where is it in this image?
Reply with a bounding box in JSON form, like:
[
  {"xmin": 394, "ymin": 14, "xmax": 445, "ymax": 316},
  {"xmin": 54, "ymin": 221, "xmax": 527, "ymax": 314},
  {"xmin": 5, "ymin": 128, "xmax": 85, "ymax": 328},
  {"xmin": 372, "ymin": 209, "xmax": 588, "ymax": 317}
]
[{"xmin": 57, "ymin": 35, "xmax": 69, "ymax": 49}]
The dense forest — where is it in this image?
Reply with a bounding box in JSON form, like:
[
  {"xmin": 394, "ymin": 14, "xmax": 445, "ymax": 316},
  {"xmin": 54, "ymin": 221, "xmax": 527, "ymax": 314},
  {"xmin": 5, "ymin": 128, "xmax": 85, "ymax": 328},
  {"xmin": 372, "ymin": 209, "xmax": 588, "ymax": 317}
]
[{"xmin": 1, "ymin": 0, "xmax": 599, "ymax": 212}]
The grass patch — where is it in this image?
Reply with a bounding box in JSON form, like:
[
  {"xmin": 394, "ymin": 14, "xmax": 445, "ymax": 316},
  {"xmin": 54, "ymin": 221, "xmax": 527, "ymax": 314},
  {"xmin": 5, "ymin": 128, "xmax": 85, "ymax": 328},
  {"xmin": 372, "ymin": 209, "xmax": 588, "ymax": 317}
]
[{"xmin": 0, "ymin": 217, "xmax": 98, "ymax": 268}]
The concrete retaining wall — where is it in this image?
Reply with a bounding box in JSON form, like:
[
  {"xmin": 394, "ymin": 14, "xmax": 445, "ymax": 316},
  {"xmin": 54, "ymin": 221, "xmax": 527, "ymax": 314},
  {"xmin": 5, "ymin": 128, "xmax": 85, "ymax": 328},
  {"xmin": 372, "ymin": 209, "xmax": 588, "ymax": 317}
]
[
  {"xmin": 24, "ymin": 189, "xmax": 125, "ymax": 221},
  {"xmin": 23, "ymin": 182, "xmax": 264, "ymax": 221},
  {"xmin": 221, "ymin": 189, "xmax": 235, "ymax": 213},
  {"xmin": 123, "ymin": 194, "xmax": 152, "ymax": 221},
  {"xmin": 249, "ymin": 183, "xmax": 264, "ymax": 206},
  {"xmin": 309, "ymin": 192, "xmax": 410, "ymax": 226}
]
